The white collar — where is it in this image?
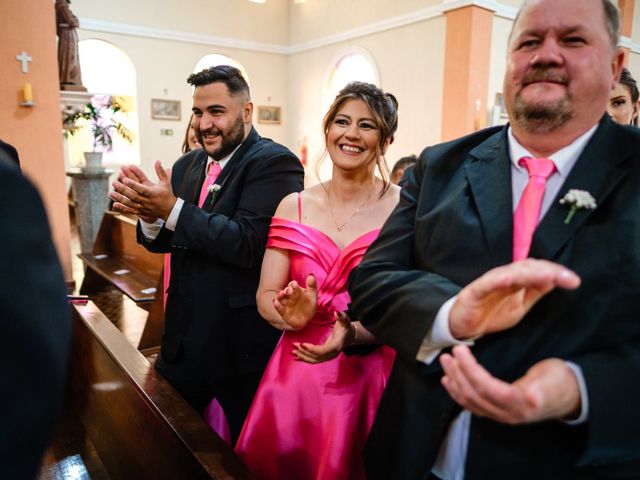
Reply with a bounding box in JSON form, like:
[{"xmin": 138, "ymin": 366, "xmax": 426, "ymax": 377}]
[
  {"xmin": 507, "ymin": 123, "xmax": 599, "ymax": 178},
  {"xmin": 206, "ymin": 143, "xmax": 241, "ymax": 170}
]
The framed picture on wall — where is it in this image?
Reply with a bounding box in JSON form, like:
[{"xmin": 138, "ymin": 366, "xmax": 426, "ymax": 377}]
[
  {"xmin": 151, "ymin": 99, "xmax": 181, "ymax": 120},
  {"xmin": 257, "ymin": 105, "xmax": 281, "ymax": 124}
]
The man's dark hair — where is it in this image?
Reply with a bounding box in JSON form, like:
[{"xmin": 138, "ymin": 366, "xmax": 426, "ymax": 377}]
[
  {"xmin": 392, "ymin": 155, "xmax": 417, "ymax": 176},
  {"xmin": 187, "ymin": 65, "xmax": 250, "ymax": 100}
]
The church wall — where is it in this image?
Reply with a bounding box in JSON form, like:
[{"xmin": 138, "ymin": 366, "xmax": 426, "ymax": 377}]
[
  {"xmin": 0, "ymin": 0, "xmax": 73, "ymax": 283},
  {"xmin": 287, "ymin": 16, "xmax": 446, "ymax": 185},
  {"xmin": 628, "ymin": 0, "xmax": 640, "ymax": 74},
  {"xmin": 487, "ymin": 16, "xmax": 513, "ymax": 120},
  {"xmin": 77, "ymin": 30, "xmax": 290, "ymax": 178},
  {"xmin": 288, "ymin": 0, "xmax": 441, "ymax": 45},
  {"xmin": 73, "ymin": 0, "xmax": 289, "ymax": 46}
]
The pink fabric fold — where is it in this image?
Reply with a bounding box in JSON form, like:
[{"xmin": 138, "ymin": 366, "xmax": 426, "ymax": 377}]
[{"xmin": 234, "ymin": 217, "xmax": 395, "ymax": 480}]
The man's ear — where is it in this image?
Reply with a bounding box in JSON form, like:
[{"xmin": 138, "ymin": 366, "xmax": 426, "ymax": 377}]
[
  {"xmin": 244, "ymin": 102, "xmax": 254, "ymax": 124},
  {"xmin": 611, "ymin": 48, "xmax": 625, "ymax": 89}
]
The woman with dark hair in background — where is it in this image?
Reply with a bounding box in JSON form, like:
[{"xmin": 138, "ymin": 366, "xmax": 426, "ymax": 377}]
[
  {"xmin": 607, "ymin": 67, "xmax": 639, "ymax": 126},
  {"xmin": 234, "ymin": 81, "xmax": 399, "ymax": 480}
]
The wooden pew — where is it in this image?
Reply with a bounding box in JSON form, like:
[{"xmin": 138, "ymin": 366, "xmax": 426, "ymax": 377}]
[
  {"xmin": 79, "ymin": 211, "xmax": 162, "ymax": 303},
  {"xmin": 78, "ymin": 211, "xmax": 164, "ymax": 351},
  {"xmin": 68, "ymin": 301, "xmax": 251, "ymax": 479}
]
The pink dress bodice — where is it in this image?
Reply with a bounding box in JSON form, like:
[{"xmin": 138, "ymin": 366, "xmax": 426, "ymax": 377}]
[{"xmin": 234, "ymin": 217, "xmax": 395, "ymax": 480}]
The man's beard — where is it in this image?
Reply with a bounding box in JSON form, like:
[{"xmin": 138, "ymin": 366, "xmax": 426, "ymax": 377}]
[
  {"xmin": 198, "ymin": 113, "xmax": 246, "ymax": 160},
  {"xmin": 511, "ymin": 69, "xmax": 574, "ymax": 132}
]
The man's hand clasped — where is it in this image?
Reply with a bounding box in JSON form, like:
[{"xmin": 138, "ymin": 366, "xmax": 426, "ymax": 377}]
[{"xmin": 109, "ymin": 160, "xmax": 176, "ymax": 223}]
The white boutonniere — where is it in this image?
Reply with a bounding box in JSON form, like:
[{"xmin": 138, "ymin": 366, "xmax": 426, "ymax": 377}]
[
  {"xmin": 206, "ymin": 183, "xmax": 222, "ymax": 203},
  {"xmin": 559, "ymin": 189, "xmax": 597, "ymax": 224}
]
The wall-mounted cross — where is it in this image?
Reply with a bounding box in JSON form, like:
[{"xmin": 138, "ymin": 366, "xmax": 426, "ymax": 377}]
[{"xmin": 16, "ymin": 51, "xmax": 32, "ymax": 73}]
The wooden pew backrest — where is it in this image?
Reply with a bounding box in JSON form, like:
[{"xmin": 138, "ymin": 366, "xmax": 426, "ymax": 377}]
[
  {"xmin": 69, "ymin": 301, "xmax": 251, "ymax": 479},
  {"xmin": 79, "ymin": 212, "xmax": 162, "ymax": 302}
]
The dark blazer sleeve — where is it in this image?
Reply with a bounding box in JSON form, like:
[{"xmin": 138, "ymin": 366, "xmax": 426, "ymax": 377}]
[
  {"xmin": 348, "ymin": 149, "xmax": 461, "ymax": 364},
  {"xmin": 0, "ymin": 160, "xmax": 71, "ymax": 479}
]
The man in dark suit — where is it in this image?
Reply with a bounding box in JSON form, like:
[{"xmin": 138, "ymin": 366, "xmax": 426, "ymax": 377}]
[
  {"xmin": 110, "ymin": 65, "xmax": 304, "ymax": 442},
  {"xmin": 0, "ymin": 138, "xmax": 20, "ymax": 166},
  {"xmin": 0, "ymin": 156, "xmax": 71, "ymax": 478},
  {"xmin": 349, "ymin": 0, "xmax": 640, "ymax": 477}
]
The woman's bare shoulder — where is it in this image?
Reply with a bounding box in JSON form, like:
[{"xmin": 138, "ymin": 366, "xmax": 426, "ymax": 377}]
[{"xmin": 273, "ymin": 191, "xmax": 301, "ymax": 221}]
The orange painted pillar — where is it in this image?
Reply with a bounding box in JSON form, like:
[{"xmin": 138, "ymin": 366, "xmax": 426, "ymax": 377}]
[
  {"xmin": 441, "ymin": 6, "xmax": 493, "ymax": 142},
  {"xmin": 618, "ymin": 0, "xmax": 635, "ymax": 65},
  {"xmin": 1, "ymin": 0, "xmax": 73, "ymax": 285}
]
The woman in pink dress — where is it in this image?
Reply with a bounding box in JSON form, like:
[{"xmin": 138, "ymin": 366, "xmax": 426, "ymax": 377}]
[{"xmin": 234, "ymin": 82, "xmax": 400, "ymax": 480}]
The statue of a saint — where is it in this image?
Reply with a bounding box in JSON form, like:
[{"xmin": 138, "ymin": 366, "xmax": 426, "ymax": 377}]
[{"xmin": 56, "ymin": 0, "xmax": 86, "ymax": 91}]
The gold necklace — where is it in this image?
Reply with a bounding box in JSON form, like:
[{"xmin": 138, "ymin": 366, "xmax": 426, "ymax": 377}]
[{"xmin": 327, "ymin": 185, "xmax": 374, "ymax": 231}]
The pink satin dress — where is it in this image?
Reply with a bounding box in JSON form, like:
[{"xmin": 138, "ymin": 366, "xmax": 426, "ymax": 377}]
[{"xmin": 235, "ymin": 214, "xmax": 395, "ymax": 480}]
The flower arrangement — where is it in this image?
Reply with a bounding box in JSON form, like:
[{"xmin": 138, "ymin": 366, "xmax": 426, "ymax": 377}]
[
  {"xmin": 559, "ymin": 189, "xmax": 597, "ymax": 224},
  {"xmin": 63, "ymin": 95, "xmax": 134, "ymax": 151}
]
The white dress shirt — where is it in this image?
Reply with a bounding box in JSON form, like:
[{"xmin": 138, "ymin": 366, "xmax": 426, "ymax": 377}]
[{"xmin": 417, "ymin": 124, "xmax": 598, "ymax": 480}]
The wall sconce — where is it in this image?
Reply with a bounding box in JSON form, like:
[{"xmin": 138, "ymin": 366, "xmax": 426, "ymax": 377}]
[{"xmin": 20, "ymin": 82, "xmax": 34, "ymax": 107}]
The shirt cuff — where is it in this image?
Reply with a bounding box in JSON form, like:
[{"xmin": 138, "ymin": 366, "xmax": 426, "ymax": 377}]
[
  {"xmin": 416, "ymin": 296, "xmax": 475, "ymax": 365},
  {"xmin": 165, "ymin": 197, "xmax": 184, "ymax": 231},
  {"xmin": 139, "ymin": 218, "xmax": 164, "ymax": 240},
  {"xmin": 563, "ymin": 361, "xmax": 589, "ymax": 425}
]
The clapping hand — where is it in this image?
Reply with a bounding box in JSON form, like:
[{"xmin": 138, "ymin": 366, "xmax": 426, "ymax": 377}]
[
  {"xmin": 110, "ymin": 161, "xmax": 175, "ymax": 222},
  {"xmin": 293, "ymin": 312, "xmax": 351, "ymax": 363},
  {"xmin": 440, "ymin": 259, "xmax": 582, "ymax": 425},
  {"xmin": 440, "ymin": 345, "xmax": 581, "ymax": 424},
  {"xmin": 449, "ymin": 259, "xmax": 581, "ymax": 340},
  {"xmin": 273, "ymin": 274, "xmax": 318, "ymax": 330}
]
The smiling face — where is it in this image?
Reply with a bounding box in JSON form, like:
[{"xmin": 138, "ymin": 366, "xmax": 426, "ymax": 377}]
[
  {"xmin": 192, "ymin": 82, "xmax": 252, "ymax": 160},
  {"xmin": 326, "ymin": 99, "xmax": 388, "ymax": 174},
  {"xmin": 607, "ymin": 82, "xmax": 639, "ymax": 125},
  {"xmin": 504, "ymin": 0, "xmax": 623, "ymax": 134}
]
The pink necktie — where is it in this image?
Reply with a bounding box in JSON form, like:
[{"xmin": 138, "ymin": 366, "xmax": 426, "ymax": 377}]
[
  {"xmin": 512, "ymin": 157, "xmax": 556, "ymax": 261},
  {"xmin": 198, "ymin": 162, "xmax": 222, "ymax": 208},
  {"xmin": 163, "ymin": 162, "xmax": 223, "ymax": 310}
]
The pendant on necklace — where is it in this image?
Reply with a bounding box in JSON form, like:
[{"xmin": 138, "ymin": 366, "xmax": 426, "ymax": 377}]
[{"xmin": 336, "ymin": 225, "xmax": 342, "ymax": 231}]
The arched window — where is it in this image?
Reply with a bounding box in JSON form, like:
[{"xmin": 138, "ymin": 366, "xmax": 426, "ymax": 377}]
[
  {"xmin": 323, "ymin": 47, "xmax": 379, "ymax": 112},
  {"xmin": 316, "ymin": 47, "xmax": 379, "ymax": 179},
  {"xmin": 66, "ymin": 39, "xmax": 140, "ymax": 168},
  {"xmin": 193, "ymin": 54, "xmax": 251, "ymax": 86}
]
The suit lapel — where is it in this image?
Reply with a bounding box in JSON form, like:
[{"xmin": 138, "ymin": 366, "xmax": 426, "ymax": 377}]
[
  {"xmin": 179, "ymin": 150, "xmax": 207, "ymax": 205},
  {"xmin": 203, "ymin": 127, "xmax": 261, "ymax": 210},
  {"xmin": 531, "ymin": 117, "xmax": 631, "ymax": 260},
  {"xmin": 464, "ymin": 128, "xmax": 514, "ymax": 266}
]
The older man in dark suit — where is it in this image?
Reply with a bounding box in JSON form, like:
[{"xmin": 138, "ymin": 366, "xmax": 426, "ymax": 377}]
[
  {"xmin": 349, "ymin": 0, "xmax": 640, "ymax": 477},
  {"xmin": 111, "ymin": 65, "xmax": 304, "ymax": 443}
]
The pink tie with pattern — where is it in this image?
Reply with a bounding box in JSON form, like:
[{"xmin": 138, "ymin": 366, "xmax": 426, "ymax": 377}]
[
  {"xmin": 512, "ymin": 156, "xmax": 556, "ymax": 261},
  {"xmin": 198, "ymin": 161, "xmax": 223, "ymax": 208}
]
